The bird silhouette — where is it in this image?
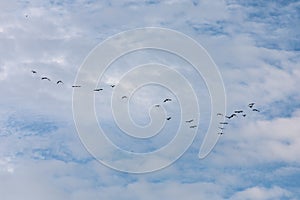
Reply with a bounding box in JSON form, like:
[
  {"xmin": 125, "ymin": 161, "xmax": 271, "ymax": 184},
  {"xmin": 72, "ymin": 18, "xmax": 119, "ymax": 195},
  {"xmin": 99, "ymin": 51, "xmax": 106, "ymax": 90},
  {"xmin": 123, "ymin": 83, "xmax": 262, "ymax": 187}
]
[
  {"xmin": 31, "ymin": 70, "xmax": 37, "ymax": 74},
  {"xmin": 110, "ymin": 84, "xmax": 115, "ymax": 88},
  {"xmin": 218, "ymin": 132, "xmax": 224, "ymax": 135},
  {"xmin": 252, "ymin": 108, "xmax": 260, "ymax": 112},
  {"xmin": 94, "ymin": 88, "xmax": 103, "ymax": 91},
  {"xmin": 218, "ymin": 127, "xmax": 225, "ymax": 130},
  {"xmin": 185, "ymin": 119, "xmax": 194, "ymax": 123},
  {"xmin": 122, "ymin": 96, "xmax": 128, "ymax": 99},
  {"xmin": 163, "ymin": 98, "xmax": 172, "ymax": 102},
  {"xmin": 242, "ymin": 114, "xmax": 247, "ymax": 117},
  {"xmin": 248, "ymin": 103, "xmax": 255, "ymax": 108},
  {"xmin": 154, "ymin": 104, "xmax": 160, "ymax": 107},
  {"xmin": 56, "ymin": 80, "xmax": 63, "ymax": 84},
  {"xmin": 217, "ymin": 113, "xmax": 223, "ymax": 116},
  {"xmin": 166, "ymin": 117, "xmax": 171, "ymax": 121},
  {"xmin": 41, "ymin": 77, "xmax": 50, "ymax": 81},
  {"xmin": 234, "ymin": 110, "xmax": 243, "ymax": 113},
  {"xmin": 220, "ymin": 122, "xmax": 228, "ymax": 125},
  {"xmin": 226, "ymin": 114, "xmax": 237, "ymax": 119},
  {"xmin": 72, "ymin": 85, "xmax": 81, "ymax": 88},
  {"xmin": 190, "ymin": 125, "xmax": 197, "ymax": 128}
]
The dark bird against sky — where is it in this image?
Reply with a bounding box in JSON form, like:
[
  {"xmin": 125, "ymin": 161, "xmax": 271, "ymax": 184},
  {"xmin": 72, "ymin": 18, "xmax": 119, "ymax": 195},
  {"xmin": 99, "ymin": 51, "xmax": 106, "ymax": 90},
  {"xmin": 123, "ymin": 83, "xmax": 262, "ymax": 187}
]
[
  {"xmin": 41, "ymin": 77, "xmax": 51, "ymax": 81},
  {"xmin": 163, "ymin": 98, "xmax": 172, "ymax": 102}
]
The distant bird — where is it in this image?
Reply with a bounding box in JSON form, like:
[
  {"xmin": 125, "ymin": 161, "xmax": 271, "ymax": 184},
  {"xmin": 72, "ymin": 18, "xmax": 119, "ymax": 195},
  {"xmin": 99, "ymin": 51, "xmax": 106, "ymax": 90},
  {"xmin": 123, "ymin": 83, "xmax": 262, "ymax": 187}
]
[
  {"xmin": 242, "ymin": 114, "xmax": 247, "ymax": 117},
  {"xmin": 110, "ymin": 84, "xmax": 115, "ymax": 88},
  {"xmin": 72, "ymin": 85, "xmax": 81, "ymax": 88},
  {"xmin": 218, "ymin": 132, "xmax": 224, "ymax": 135},
  {"xmin": 93, "ymin": 88, "xmax": 103, "ymax": 91},
  {"xmin": 234, "ymin": 110, "xmax": 243, "ymax": 113},
  {"xmin": 185, "ymin": 119, "xmax": 194, "ymax": 123},
  {"xmin": 25, "ymin": 14, "xmax": 28, "ymax": 18},
  {"xmin": 31, "ymin": 70, "xmax": 37, "ymax": 74},
  {"xmin": 56, "ymin": 80, "xmax": 63, "ymax": 84},
  {"xmin": 163, "ymin": 98, "xmax": 172, "ymax": 103},
  {"xmin": 190, "ymin": 125, "xmax": 197, "ymax": 128},
  {"xmin": 225, "ymin": 114, "xmax": 237, "ymax": 119},
  {"xmin": 248, "ymin": 103, "xmax": 255, "ymax": 108},
  {"xmin": 220, "ymin": 122, "xmax": 228, "ymax": 125},
  {"xmin": 166, "ymin": 117, "xmax": 171, "ymax": 121},
  {"xmin": 218, "ymin": 127, "xmax": 225, "ymax": 130},
  {"xmin": 122, "ymin": 96, "xmax": 128, "ymax": 99},
  {"xmin": 154, "ymin": 104, "xmax": 160, "ymax": 108},
  {"xmin": 252, "ymin": 108, "xmax": 260, "ymax": 112},
  {"xmin": 217, "ymin": 113, "xmax": 223, "ymax": 116},
  {"xmin": 41, "ymin": 77, "xmax": 50, "ymax": 81}
]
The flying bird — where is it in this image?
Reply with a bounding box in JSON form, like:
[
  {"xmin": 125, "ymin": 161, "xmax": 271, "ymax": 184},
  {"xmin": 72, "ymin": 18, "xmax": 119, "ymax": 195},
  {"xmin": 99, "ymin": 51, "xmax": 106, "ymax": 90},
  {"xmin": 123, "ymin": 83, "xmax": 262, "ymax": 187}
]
[
  {"xmin": 41, "ymin": 77, "xmax": 50, "ymax": 81},
  {"xmin": 56, "ymin": 80, "xmax": 63, "ymax": 84},
  {"xmin": 190, "ymin": 125, "xmax": 197, "ymax": 128},
  {"xmin": 252, "ymin": 108, "xmax": 260, "ymax": 112},
  {"xmin": 163, "ymin": 98, "xmax": 172, "ymax": 102},
  {"xmin": 225, "ymin": 114, "xmax": 237, "ymax": 119},
  {"xmin": 110, "ymin": 84, "xmax": 115, "ymax": 88},
  {"xmin": 72, "ymin": 85, "xmax": 81, "ymax": 88},
  {"xmin": 242, "ymin": 114, "xmax": 247, "ymax": 117},
  {"xmin": 166, "ymin": 117, "xmax": 171, "ymax": 121},
  {"xmin": 220, "ymin": 122, "xmax": 228, "ymax": 125},
  {"xmin": 218, "ymin": 132, "xmax": 224, "ymax": 135},
  {"xmin": 122, "ymin": 96, "xmax": 128, "ymax": 99},
  {"xmin": 31, "ymin": 70, "xmax": 37, "ymax": 74},
  {"xmin": 218, "ymin": 127, "xmax": 225, "ymax": 130},
  {"xmin": 185, "ymin": 119, "xmax": 194, "ymax": 123},
  {"xmin": 234, "ymin": 110, "xmax": 243, "ymax": 113},
  {"xmin": 217, "ymin": 113, "xmax": 223, "ymax": 116},
  {"xmin": 93, "ymin": 88, "xmax": 103, "ymax": 91},
  {"xmin": 154, "ymin": 104, "xmax": 160, "ymax": 107},
  {"xmin": 248, "ymin": 103, "xmax": 255, "ymax": 108}
]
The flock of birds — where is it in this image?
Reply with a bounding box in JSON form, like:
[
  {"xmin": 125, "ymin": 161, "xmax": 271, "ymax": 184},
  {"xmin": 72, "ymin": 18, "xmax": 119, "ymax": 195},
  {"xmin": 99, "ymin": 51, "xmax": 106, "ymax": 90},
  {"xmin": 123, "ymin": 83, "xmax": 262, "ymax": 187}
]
[
  {"xmin": 216, "ymin": 102, "xmax": 260, "ymax": 135},
  {"xmin": 31, "ymin": 70, "xmax": 260, "ymax": 134}
]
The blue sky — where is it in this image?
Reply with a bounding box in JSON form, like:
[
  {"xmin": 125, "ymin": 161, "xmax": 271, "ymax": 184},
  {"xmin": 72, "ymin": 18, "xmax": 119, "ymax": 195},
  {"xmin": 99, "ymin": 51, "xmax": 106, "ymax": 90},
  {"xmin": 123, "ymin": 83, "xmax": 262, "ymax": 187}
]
[{"xmin": 0, "ymin": 0, "xmax": 300, "ymax": 199}]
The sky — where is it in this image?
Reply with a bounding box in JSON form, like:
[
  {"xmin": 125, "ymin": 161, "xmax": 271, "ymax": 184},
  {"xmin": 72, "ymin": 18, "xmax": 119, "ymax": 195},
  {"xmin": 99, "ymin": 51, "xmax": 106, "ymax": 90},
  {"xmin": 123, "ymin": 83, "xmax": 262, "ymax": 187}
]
[{"xmin": 0, "ymin": 0, "xmax": 300, "ymax": 199}]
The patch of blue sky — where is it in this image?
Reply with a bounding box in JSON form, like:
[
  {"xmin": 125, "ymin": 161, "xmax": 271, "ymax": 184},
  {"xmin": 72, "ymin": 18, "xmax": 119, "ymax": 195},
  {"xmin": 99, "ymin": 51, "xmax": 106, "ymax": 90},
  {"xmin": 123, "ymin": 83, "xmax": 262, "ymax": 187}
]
[
  {"xmin": 31, "ymin": 147, "xmax": 93, "ymax": 164},
  {"xmin": 5, "ymin": 115, "xmax": 60, "ymax": 136},
  {"xmin": 262, "ymin": 95, "xmax": 300, "ymax": 119},
  {"xmin": 187, "ymin": 20, "xmax": 229, "ymax": 36}
]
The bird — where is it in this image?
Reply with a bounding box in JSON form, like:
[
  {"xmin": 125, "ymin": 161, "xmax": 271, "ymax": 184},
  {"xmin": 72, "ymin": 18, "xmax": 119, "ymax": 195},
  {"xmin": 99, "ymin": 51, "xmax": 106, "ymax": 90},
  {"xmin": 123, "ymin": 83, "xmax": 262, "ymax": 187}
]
[
  {"xmin": 252, "ymin": 108, "xmax": 260, "ymax": 112},
  {"xmin": 72, "ymin": 85, "xmax": 81, "ymax": 88},
  {"xmin": 41, "ymin": 77, "xmax": 51, "ymax": 81},
  {"xmin": 242, "ymin": 114, "xmax": 247, "ymax": 117},
  {"xmin": 110, "ymin": 84, "xmax": 115, "ymax": 88},
  {"xmin": 166, "ymin": 117, "xmax": 171, "ymax": 121},
  {"xmin": 218, "ymin": 127, "xmax": 225, "ymax": 130},
  {"xmin": 56, "ymin": 80, "xmax": 63, "ymax": 84},
  {"xmin": 220, "ymin": 122, "xmax": 228, "ymax": 125},
  {"xmin": 31, "ymin": 70, "xmax": 37, "ymax": 74},
  {"xmin": 248, "ymin": 103, "xmax": 255, "ymax": 108},
  {"xmin": 93, "ymin": 88, "xmax": 103, "ymax": 91},
  {"xmin": 218, "ymin": 132, "xmax": 224, "ymax": 135},
  {"xmin": 122, "ymin": 96, "xmax": 128, "ymax": 99},
  {"xmin": 154, "ymin": 104, "xmax": 160, "ymax": 107},
  {"xmin": 234, "ymin": 110, "xmax": 243, "ymax": 113},
  {"xmin": 186, "ymin": 119, "xmax": 194, "ymax": 123},
  {"xmin": 163, "ymin": 98, "xmax": 172, "ymax": 103},
  {"xmin": 225, "ymin": 114, "xmax": 237, "ymax": 119},
  {"xmin": 190, "ymin": 125, "xmax": 197, "ymax": 128},
  {"xmin": 217, "ymin": 113, "xmax": 223, "ymax": 116}
]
